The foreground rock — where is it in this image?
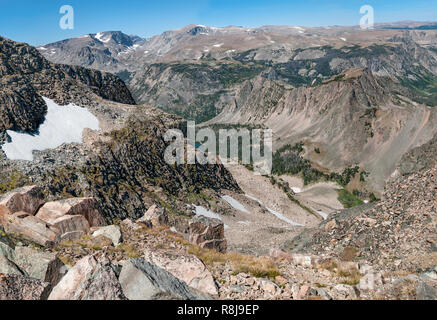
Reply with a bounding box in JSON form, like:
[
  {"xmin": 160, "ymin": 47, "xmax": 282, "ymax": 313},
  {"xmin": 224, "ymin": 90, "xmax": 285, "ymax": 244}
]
[
  {"xmin": 36, "ymin": 198, "xmax": 106, "ymax": 228},
  {"xmin": 0, "ymin": 254, "xmax": 22, "ymax": 275},
  {"xmin": 0, "ymin": 274, "xmax": 50, "ymax": 300},
  {"xmin": 4, "ymin": 213, "xmax": 60, "ymax": 247},
  {"xmin": 92, "ymin": 225, "xmax": 122, "ymax": 246},
  {"xmin": 143, "ymin": 249, "xmax": 218, "ymax": 296},
  {"xmin": 189, "ymin": 216, "xmax": 227, "ymax": 253},
  {"xmin": 12, "ymin": 246, "xmax": 66, "ymax": 287},
  {"xmin": 48, "ymin": 255, "xmax": 126, "ymax": 300},
  {"xmin": 119, "ymin": 258, "xmax": 211, "ymax": 300},
  {"xmin": 0, "ymin": 186, "xmax": 44, "ymax": 215}
]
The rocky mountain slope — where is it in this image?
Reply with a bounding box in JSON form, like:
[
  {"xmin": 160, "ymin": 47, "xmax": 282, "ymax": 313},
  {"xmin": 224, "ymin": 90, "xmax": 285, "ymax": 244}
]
[
  {"xmin": 37, "ymin": 31, "xmax": 145, "ymax": 73},
  {"xmin": 287, "ymin": 164, "xmax": 436, "ymax": 275},
  {"xmin": 0, "ymin": 36, "xmax": 240, "ymax": 228},
  {"xmin": 0, "ymin": 21, "xmax": 435, "ymax": 301},
  {"xmin": 39, "ymin": 24, "xmax": 437, "ymax": 195},
  {"xmin": 0, "ymin": 36, "xmax": 135, "ymax": 139}
]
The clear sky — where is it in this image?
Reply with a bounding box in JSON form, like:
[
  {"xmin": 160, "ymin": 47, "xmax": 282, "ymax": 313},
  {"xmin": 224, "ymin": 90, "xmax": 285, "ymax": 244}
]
[{"xmin": 0, "ymin": 0, "xmax": 436, "ymax": 46}]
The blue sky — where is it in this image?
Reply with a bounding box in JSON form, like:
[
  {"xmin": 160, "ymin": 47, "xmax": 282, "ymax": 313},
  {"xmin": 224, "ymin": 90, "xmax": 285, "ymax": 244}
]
[{"xmin": 0, "ymin": 0, "xmax": 436, "ymax": 45}]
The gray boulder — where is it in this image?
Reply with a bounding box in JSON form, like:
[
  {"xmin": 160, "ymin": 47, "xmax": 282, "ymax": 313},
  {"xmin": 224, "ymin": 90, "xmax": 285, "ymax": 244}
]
[
  {"xmin": 0, "ymin": 254, "xmax": 23, "ymax": 276},
  {"xmin": 119, "ymin": 258, "xmax": 211, "ymax": 300},
  {"xmin": 92, "ymin": 225, "xmax": 122, "ymax": 246},
  {"xmin": 48, "ymin": 255, "xmax": 126, "ymax": 300},
  {"xmin": 12, "ymin": 246, "xmax": 66, "ymax": 287},
  {"xmin": 417, "ymin": 280, "xmax": 437, "ymax": 300}
]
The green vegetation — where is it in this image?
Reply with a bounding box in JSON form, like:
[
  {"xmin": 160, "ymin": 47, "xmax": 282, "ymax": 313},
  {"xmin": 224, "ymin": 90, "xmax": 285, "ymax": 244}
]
[
  {"xmin": 171, "ymin": 61, "xmax": 265, "ymax": 87},
  {"xmin": 272, "ymin": 142, "xmax": 360, "ymax": 186},
  {"xmin": 400, "ymin": 71, "xmax": 437, "ymax": 106},
  {"xmin": 187, "ymin": 245, "xmax": 281, "ymax": 279},
  {"xmin": 0, "ymin": 170, "xmax": 28, "ymax": 194},
  {"xmin": 337, "ymin": 189, "xmax": 364, "ymax": 208},
  {"xmin": 178, "ymin": 91, "xmax": 224, "ymax": 123}
]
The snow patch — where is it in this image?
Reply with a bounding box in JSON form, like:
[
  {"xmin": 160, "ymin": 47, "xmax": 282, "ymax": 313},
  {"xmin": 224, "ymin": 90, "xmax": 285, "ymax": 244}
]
[
  {"xmin": 317, "ymin": 210, "xmax": 329, "ymax": 220},
  {"xmin": 193, "ymin": 205, "xmax": 222, "ymax": 221},
  {"xmin": 38, "ymin": 47, "xmax": 47, "ymax": 51},
  {"xmin": 95, "ymin": 32, "xmax": 110, "ymax": 43},
  {"xmin": 213, "ymin": 43, "xmax": 224, "ymax": 48},
  {"xmin": 221, "ymin": 195, "xmax": 249, "ymax": 214},
  {"xmin": 266, "ymin": 207, "xmax": 304, "ymax": 227},
  {"xmin": 340, "ymin": 37, "xmax": 347, "ymax": 42},
  {"xmin": 291, "ymin": 187, "xmax": 302, "ymax": 194},
  {"xmin": 1, "ymin": 97, "xmax": 99, "ymax": 161},
  {"xmin": 245, "ymin": 194, "xmax": 263, "ymax": 205}
]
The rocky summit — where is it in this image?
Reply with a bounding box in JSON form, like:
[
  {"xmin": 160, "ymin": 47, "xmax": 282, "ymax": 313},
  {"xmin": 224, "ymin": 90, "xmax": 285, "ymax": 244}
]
[{"xmin": 0, "ymin": 18, "xmax": 436, "ymax": 302}]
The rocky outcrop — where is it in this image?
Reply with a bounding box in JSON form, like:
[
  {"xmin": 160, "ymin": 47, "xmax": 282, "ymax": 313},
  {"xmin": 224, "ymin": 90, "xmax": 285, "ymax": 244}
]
[
  {"xmin": 0, "ymin": 274, "xmax": 51, "ymax": 300},
  {"xmin": 137, "ymin": 205, "xmax": 168, "ymax": 228},
  {"xmin": 92, "ymin": 225, "xmax": 122, "ymax": 246},
  {"xmin": 0, "ymin": 254, "xmax": 22, "ymax": 275},
  {"xmin": 293, "ymin": 165, "xmax": 437, "ymax": 273},
  {"xmin": 0, "ymin": 186, "xmax": 44, "ymax": 215},
  {"xmin": 143, "ymin": 249, "xmax": 218, "ymax": 296},
  {"xmin": 38, "ymin": 112, "xmax": 241, "ymax": 223},
  {"xmin": 36, "ymin": 198, "xmax": 106, "ymax": 228},
  {"xmin": 51, "ymin": 215, "xmax": 90, "ymax": 241},
  {"xmin": 12, "ymin": 246, "xmax": 66, "ymax": 287},
  {"xmin": 4, "ymin": 213, "xmax": 60, "ymax": 247},
  {"xmin": 48, "ymin": 255, "xmax": 126, "ymax": 300},
  {"xmin": 0, "ymin": 36, "xmax": 134, "ymax": 135},
  {"xmin": 119, "ymin": 258, "xmax": 211, "ymax": 300},
  {"xmin": 189, "ymin": 216, "xmax": 227, "ymax": 253}
]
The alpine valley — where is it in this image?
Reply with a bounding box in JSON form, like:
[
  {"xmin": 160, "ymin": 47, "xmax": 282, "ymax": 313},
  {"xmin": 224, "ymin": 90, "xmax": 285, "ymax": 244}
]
[{"xmin": 0, "ymin": 21, "xmax": 435, "ymax": 301}]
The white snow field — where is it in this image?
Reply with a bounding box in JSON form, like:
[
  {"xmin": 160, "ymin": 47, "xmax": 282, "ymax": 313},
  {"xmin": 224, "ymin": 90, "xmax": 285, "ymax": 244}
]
[
  {"xmin": 193, "ymin": 205, "xmax": 222, "ymax": 220},
  {"xmin": 245, "ymin": 194, "xmax": 263, "ymax": 205},
  {"xmin": 266, "ymin": 207, "xmax": 304, "ymax": 227},
  {"xmin": 221, "ymin": 195, "xmax": 250, "ymax": 214},
  {"xmin": 1, "ymin": 97, "xmax": 99, "ymax": 161},
  {"xmin": 317, "ymin": 210, "xmax": 329, "ymax": 220},
  {"xmin": 291, "ymin": 187, "xmax": 302, "ymax": 194}
]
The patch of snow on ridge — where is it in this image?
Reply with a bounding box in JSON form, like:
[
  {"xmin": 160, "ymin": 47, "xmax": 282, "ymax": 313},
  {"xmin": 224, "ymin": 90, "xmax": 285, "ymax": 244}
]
[
  {"xmin": 221, "ymin": 195, "xmax": 249, "ymax": 213},
  {"xmin": 1, "ymin": 97, "xmax": 99, "ymax": 161},
  {"xmin": 317, "ymin": 210, "xmax": 329, "ymax": 220},
  {"xmin": 291, "ymin": 187, "xmax": 302, "ymax": 194},
  {"xmin": 245, "ymin": 195, "xmax": 263, "ymax": 205},
  {"xmin": 193, "ymin": 205, "xmax": 222, "ymax": 221},
  {"xmin": 266, "ymin": 207, "xmax": 304, "ymax": 227},
  {"xmin": 95, "ymin": 32, "xmax": 110, "ymax": 43}
]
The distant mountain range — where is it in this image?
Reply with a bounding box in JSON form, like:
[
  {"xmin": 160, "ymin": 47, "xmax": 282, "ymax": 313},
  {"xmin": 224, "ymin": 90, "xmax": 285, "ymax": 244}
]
[{"xmin": 36, "ymin": 22, "xmax": 437, "ymax": 194}]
